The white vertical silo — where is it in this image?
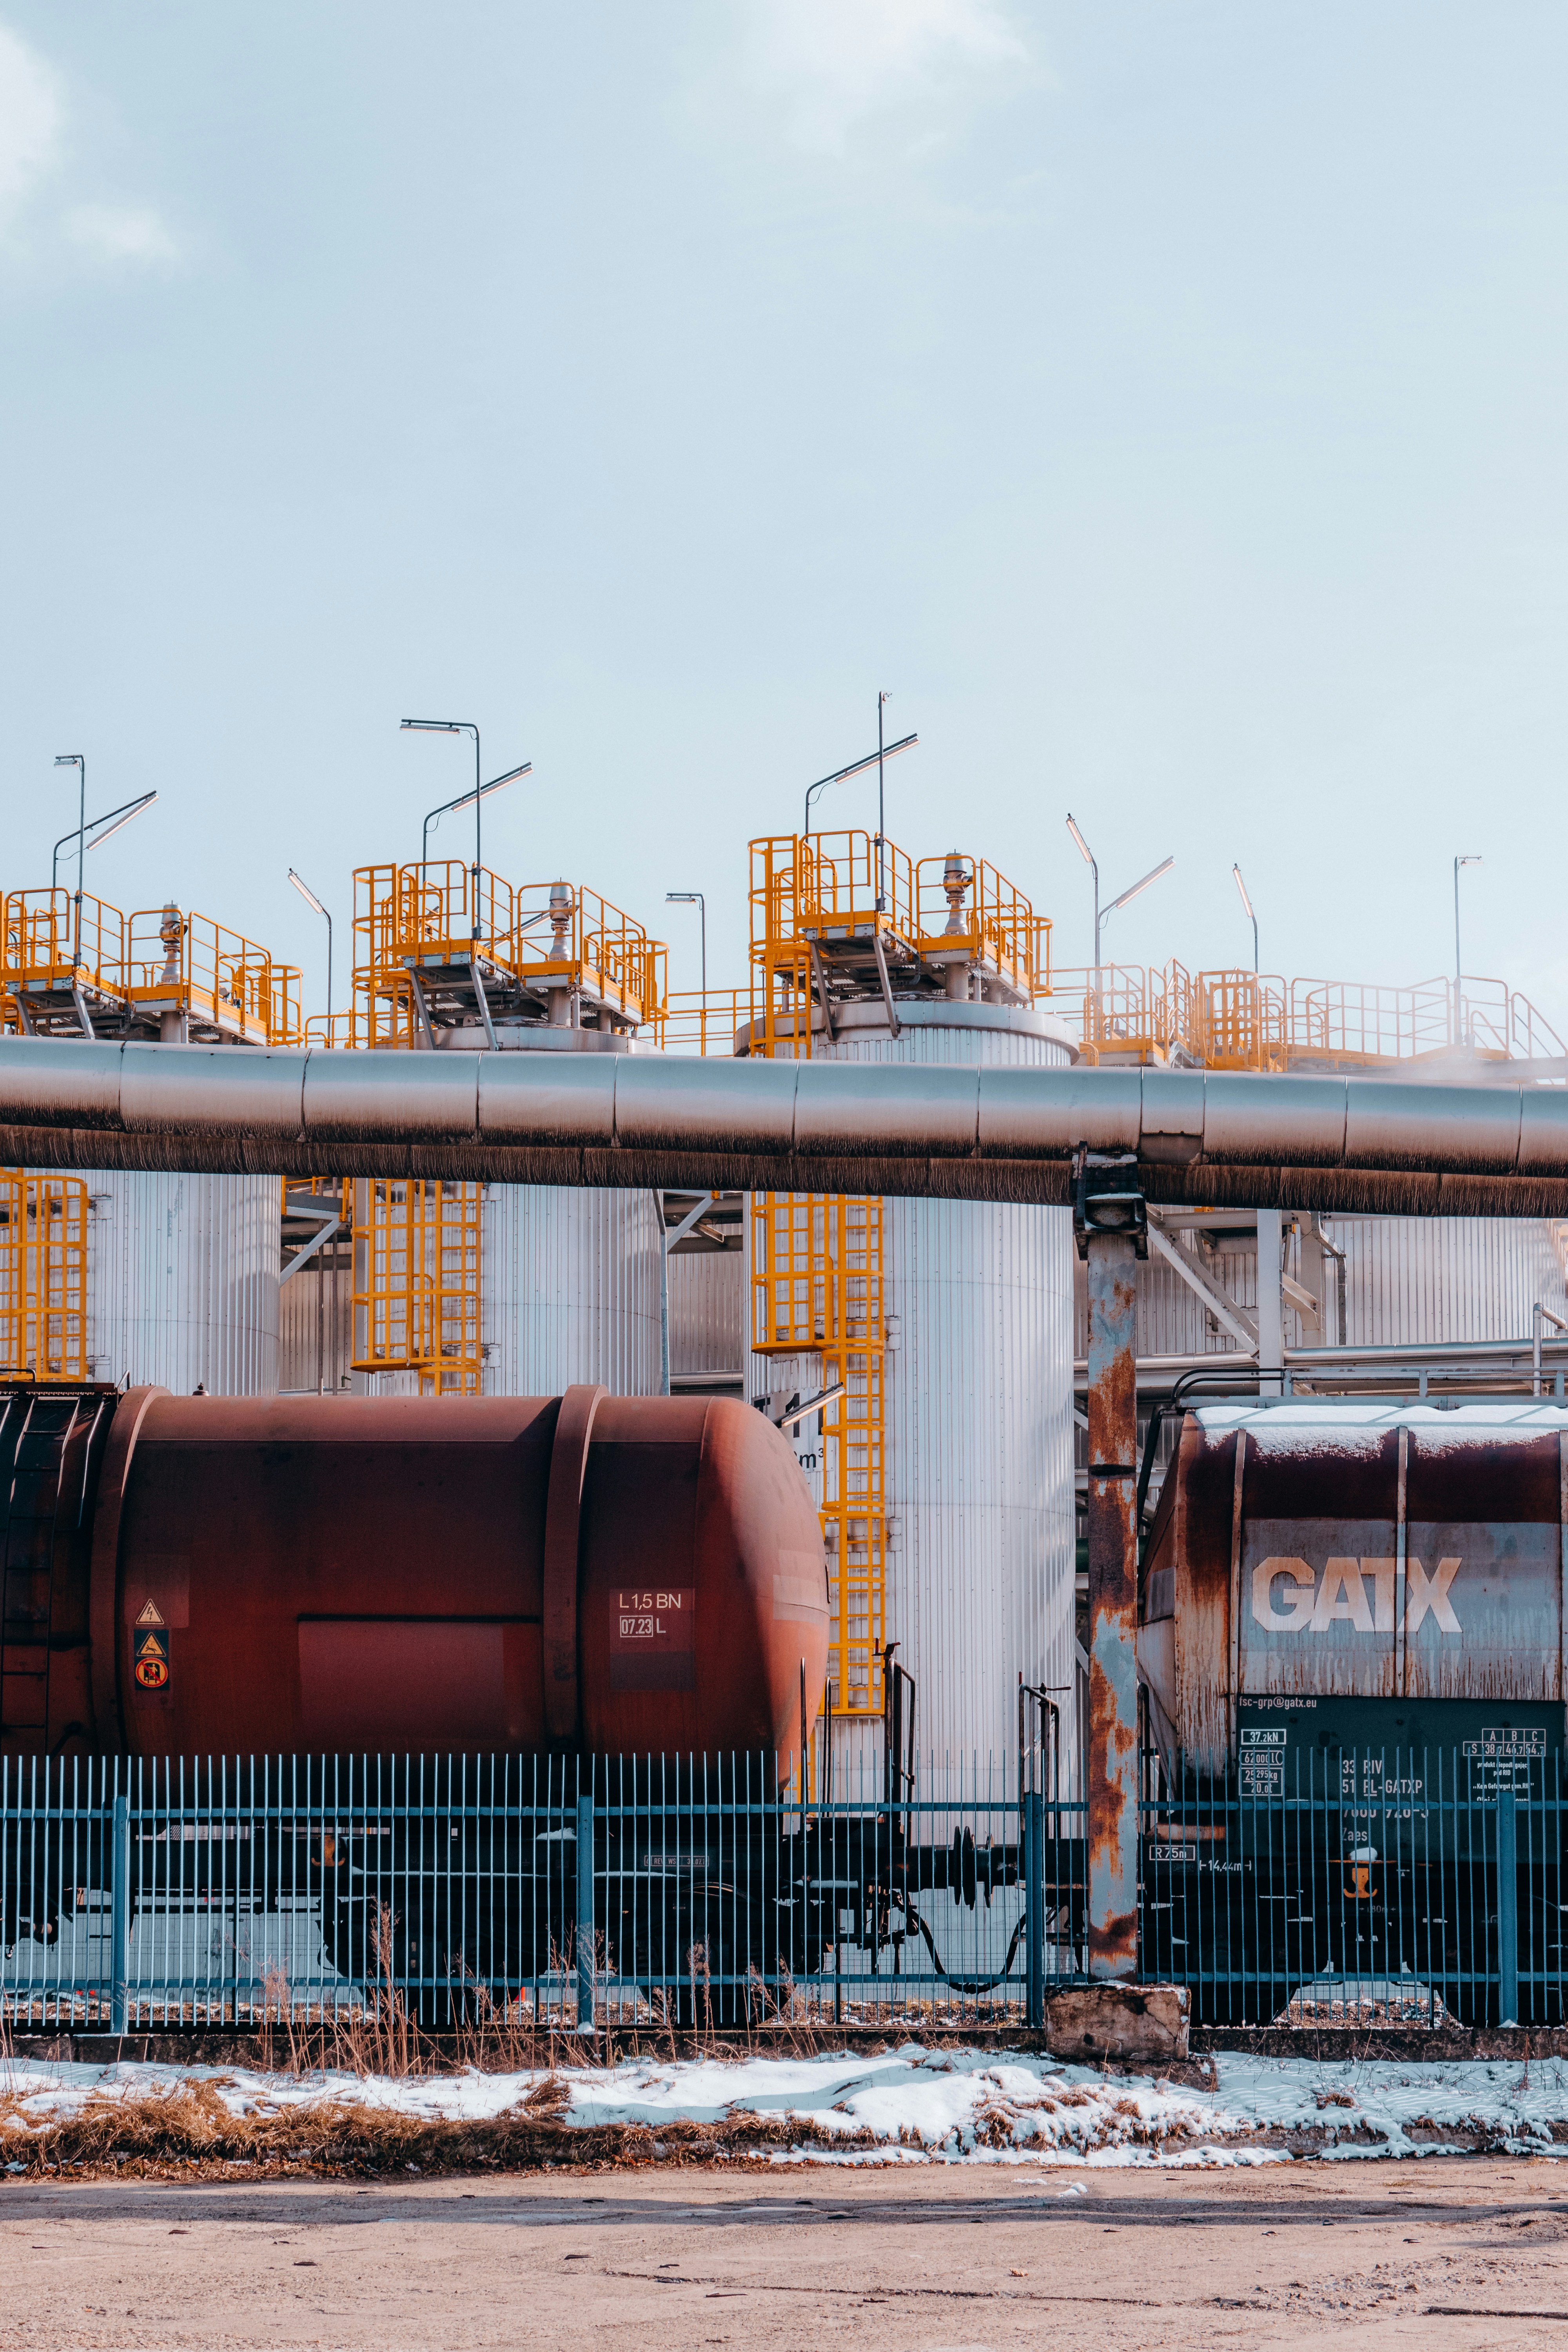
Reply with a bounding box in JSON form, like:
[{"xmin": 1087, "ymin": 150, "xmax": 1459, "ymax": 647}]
[
  {"xmin": 84, "ymin": 1171, "xmax": 280, "ymax": 1394},
  {"xmin": 481, "ymin": 1181, "xmax": 664, "ymax": 1396},
  {"xmin": 768, "ymin": 999, "xmax": 1079, "ymax": 1775}
]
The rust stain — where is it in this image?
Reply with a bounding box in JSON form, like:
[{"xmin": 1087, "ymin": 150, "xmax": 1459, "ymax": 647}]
[{"xmin": 1084, "ymin": 1244, "xmax": 1140, "ymax": 1978}]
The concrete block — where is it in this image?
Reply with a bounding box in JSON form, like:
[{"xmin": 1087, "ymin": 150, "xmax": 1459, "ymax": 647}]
[{"xmin": 1044, "ymin": 1982, "xmax": 1189, "ymax": 2064}]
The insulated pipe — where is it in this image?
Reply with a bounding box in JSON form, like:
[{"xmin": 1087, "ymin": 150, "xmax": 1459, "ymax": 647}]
[{"xmin": 6, "ymin": 1040, "xmax": 1568, "ymax": 1213}]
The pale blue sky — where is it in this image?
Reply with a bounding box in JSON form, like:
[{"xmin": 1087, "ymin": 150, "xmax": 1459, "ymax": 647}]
[{"xmin": 2, "ymin": 4, "xmax": 1565, "ymax": 1028}]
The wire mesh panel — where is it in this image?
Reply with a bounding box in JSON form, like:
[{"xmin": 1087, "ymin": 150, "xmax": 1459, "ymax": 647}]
[
  {"xmin": 3, "ymin": 1747, "xmax": 1554, "ymax": 2035},
  {"xmin": 1141, "ymin": 1745, "xmax": 1563, "ymax": 2028}
]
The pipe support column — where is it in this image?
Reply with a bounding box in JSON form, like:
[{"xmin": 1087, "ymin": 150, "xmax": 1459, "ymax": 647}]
[{"xmin": 1083, "ymin": 1229, "xmax": 1141, "ymax": 1978}]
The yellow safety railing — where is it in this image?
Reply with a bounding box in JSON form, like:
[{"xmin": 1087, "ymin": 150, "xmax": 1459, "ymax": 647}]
[
  {"xmin": 750, "ymin": 1191, "xmax": 886, "ymax": 1718},
  {"xmin": 351, "ymin": 1176, "xmax": 483, "ymax": 1397},
  {"xmin": 2, "ymin": 889, "xmax": 300, "ymax": 1046},
  {"xmin": 913, "ymin": 853, "xmax": 1050, "ymax": 1000},
  {"xmin": 352, "ymin": 864, "xmax": 667, "ymax": 1038},
  {"xmin": 662, "ymin": 989, "xmax": 749, "ymax": 1058},
  {"xmin": 0, "ymin": 1171, "xmax": 89, "ymax": 1382},
  {"xmin": 510, "ymin": 880, "xmax": 667, "ymax": 1036},
  {"xmin": 1050, "ymin": 965, "xmax": 1568, "ymax": 1072},
  {"xmin": 2, "ymin": 887, "xmax": 130, "ymax": 1004},
  {"xmin": 123, "ymin": 906, "xmax": 294, "ymax": 1046}
]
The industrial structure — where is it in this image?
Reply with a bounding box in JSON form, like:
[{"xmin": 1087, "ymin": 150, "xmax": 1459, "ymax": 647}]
[
  {"xmin": 739, "ymin": 831, "xmax": 1076, "ymax": 1773},
  {"xmin": 8, "ymin": 833, "xmax": 1568, "ymax": 1827},
  {"xmin": 1, "ymin": 887, "xmax": 296, "ymax": 1394},
  {"xmin": 280, "ymin": 860, "xmax": 669, "ymax": 1399}
]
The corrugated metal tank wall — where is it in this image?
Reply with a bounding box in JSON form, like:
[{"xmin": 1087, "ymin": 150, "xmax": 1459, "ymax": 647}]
[
  {"xmin": 668, "ymin": 1252, "xmax": 744, "ymax": 1379},
  {"xmin": 793, "ymin": 1003, "xmax": 1078, "ymax": 1773},
  {"xmin": 1073, "ymin": 1217, "xmax": 1568, "ymax": 1359},
  {"xmin": 481, "ymin": 1184, "xmax": 662, "ymax": 1396},
  {"xmin": 278, "ymin": 1258, "xmax": 352, "ymax": 1394},
  {"xmin": 1335, "ymin": 1216, "xmax": 1568, "ymax": 1346},
  {"xmin": 85, "ymin": 1172, "xmax": 279, "ymax": 1394}
]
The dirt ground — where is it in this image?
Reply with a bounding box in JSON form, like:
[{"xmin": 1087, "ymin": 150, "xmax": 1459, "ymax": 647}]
[{"xmin": 4, "ymin": 2158, "xmax": 1568, "ymax": 2350}]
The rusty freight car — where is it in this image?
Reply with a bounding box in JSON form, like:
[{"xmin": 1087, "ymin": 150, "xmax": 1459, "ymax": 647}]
[
  {"xmin": 1134, "ymin": 1401, "xmax": 1568, "ymax": 2021},
  {"xmin": 1139, "ymin": 1400, "xmax": 1568, "ymax": 1779}
]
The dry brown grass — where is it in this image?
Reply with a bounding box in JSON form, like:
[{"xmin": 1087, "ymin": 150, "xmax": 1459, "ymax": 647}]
[{"xmin": 0, "ymin": 2078, "xmax": 875, "ymax": 2181}]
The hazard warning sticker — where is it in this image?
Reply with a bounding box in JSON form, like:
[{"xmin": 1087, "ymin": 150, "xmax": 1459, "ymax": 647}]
[{"xmin": 133, "ymin": 1625, "xmax": 170, "ymax": 1691}]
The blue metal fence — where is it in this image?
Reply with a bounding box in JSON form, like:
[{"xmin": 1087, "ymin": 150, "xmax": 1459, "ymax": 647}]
[{"xmin": 0, "ymin": 1748, "xmax": 1556, "ymax": 2034}]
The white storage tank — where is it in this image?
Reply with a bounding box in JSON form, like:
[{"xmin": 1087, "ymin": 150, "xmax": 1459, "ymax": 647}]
[
  {"xmin": 481, "ymin": 1182, "xmax": 662, "ymax": 1397},
  {"xmin": 752, "ymin": 999, "xmax": 1078, "ymax": 1775},
  {"xmin": 1078, "ymin": 1215, "xmax": 1568, "ymax": 1360},
  {"xmin": 84, "ymin": 1171, "xmax": 279, "ymax": 1394}
]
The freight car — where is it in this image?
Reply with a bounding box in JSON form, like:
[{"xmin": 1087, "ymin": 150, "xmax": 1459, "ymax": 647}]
[
  {"xmin": 0, "ymin": 1383, "xmax": 1016, "ymax": 2016},
  {"xmin": 1134, "ymin": 1399, "xmax": 1568, "ymax": 2020}
]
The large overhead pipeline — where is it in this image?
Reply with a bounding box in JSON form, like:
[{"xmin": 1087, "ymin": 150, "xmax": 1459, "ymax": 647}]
[{"xmin": 4, "ymin": 1037, "xmax": 1568, "ymax": 1216}]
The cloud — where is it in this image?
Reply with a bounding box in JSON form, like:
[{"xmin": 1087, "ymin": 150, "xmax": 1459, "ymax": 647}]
[
  {"xmin": 737, "ymin": 0, "xmax": 1029, "ymax": 151},
  {"xmin": 0, "ymin": 20, "xmax": 61, "ymax": 216},
  {"xmin": 0, "ymin": 16, "xmax": 179, "ymax": 269},
  {"xmin": 65, "ymin": 201, "xmax": 178, "ymax": 265}
]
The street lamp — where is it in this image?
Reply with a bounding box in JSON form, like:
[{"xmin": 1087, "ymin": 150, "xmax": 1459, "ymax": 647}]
[
  {"xmin": 401, "ymin": 720, "xmax": 483, "ymax": 942},
  {"xmin": 288, "ymin": 868, "xmax": 333, "ymax": 1026},
  {"xmin": 803, "ymin": 731, "xmax": 917, "ymax": 838},
  {"xmin": 1065, "ymin": 814, "xmax": 1098, "ymax": 978},
  {"xmin": 422, "ymin": 762, "xmax": 532, "ymax": 870},
  {"xmin": 666, "ymin": 892, "xmax": 706, "ymax": 999},
  {"xmin": 1454, "ymin": 853, "xmax": 1481, "ymax": 1047},
  {"xmin": 51, "ymin": 792, "xmax": 158, "ymax": 890},
  {"xmin": 54, "ymin": 754, "xmax": 85, "ymax": 965},
  {"xmin": 1232, "ymin": 864, "xmax": 1258, "ymax": 975},
  {"xmin": 1453, "ymin": 854, "xmax": 1481, "ymax": 985},
  {"xmin": 875, "ymin": 691, "xmax": 890, "ymax": 910},
  {"xmin": 1066, "ymin": 815, "xmax": 1174, "ymax": 977}
]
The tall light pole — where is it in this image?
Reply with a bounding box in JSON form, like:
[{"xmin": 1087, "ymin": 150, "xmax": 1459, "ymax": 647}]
[
  {"xmin": 288, "ymin": 869, "xmax": 333, "ymax": 1028},
  {"xmin": 422, "ymin": 762, "xmax": 532, "ymax": 870},
  {"xmin": 54, "ymin": 754, "xmax": 85, "ymax": 965},
  {"xmin": 803, "ymin": 732, "xmax": 918, "ymax": 838},
  {"xmin": 402, "ymin": 720, "xmax": 482, "ymax": 942},
  {"xmin": 51, "ymin": 792, "xmax": 157, "ymax": 890},
  {"xmin": 1065, "ymin": 814, "xmax": 1099, "ymax": 980},
  {"xmin": 666, "ymin": 892, "xmax": 706, "ymax": 1000},
  {"xmin": 875, "ymin": 690, "xmax": 890, "ymax": 911},
  {"xmin": 1067, "ymin": 815, "xmax": 1174, "ymax": 977},
  {"xmin": 1232, "ymin": 864, "xmax": 1258, "ymax": 975},
  {"xmin": 1454, "ymin": 853, "xmax": 1481, "ymax": 1047}
]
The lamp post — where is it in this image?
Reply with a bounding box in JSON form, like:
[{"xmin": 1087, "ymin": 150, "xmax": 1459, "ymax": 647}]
[
  {"xmin": 54, "ymin": 754, "xmax": 85, "ymax": 966},
  {"xmin": 1067, "ymin": 815, "xmax": 1174, "ymax": 977},
  {"xmin": 402, "ymin": 720, "xmax": 483, "ymax": 942},
  {"xmin": 1453, "ymin": 853, "xmax": 1481, "ymax": 1048},
  {"xmin": 875, "ymin": 690, "xmax": 890, "ymax": 911},
  {"xmin": 288, "ymin": 869, "xmax": 333, "ymax": 1029},
  {"xmin": 1065, "ymin": 814, "xmax": 1099, "ymax": 982},
  {"xmin": 422, "ymin": 763, "xmax": 532, "ymax": 870},
  {"xmin": 666, "ymin": 892, "xmax": 706, "ymax": 1000},
  {"xmin": 1232, "ymin": 864, "xmax": 1258, "ymax": 975},
  {"xmin": 803, "ymin": 731, "xmax": 917, "ymax": 837},
  {"xmin": 51, "ymin": 792, "xmax": 158, "ymax": 891}
]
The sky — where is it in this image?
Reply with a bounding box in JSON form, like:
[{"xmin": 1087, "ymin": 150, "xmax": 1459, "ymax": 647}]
[{"xmin": 2, "ymin": 3, "xmax": 1565, "ymax": 1032}]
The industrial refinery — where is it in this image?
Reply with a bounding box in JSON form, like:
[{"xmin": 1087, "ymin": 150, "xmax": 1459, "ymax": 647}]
[{"xmin": 5, "ymin": 807, "xmax": 1568, "ymax": 2034}]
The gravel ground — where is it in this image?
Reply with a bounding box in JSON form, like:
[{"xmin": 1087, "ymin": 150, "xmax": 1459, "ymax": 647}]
[{"xmin": 5, "ymin": 2157, "xmax": 1568, "ymax": 2348}]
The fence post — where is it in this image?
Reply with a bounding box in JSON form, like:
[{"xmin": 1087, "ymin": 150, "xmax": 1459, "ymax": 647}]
[
  {"xmin": 109, "ymin": 1792, "xmax": 130, "ymax": 2037},
  {"xmin": 1497, "ymin": 1784, "xmax": 1519, "ymax": 2027},
  {"xmin": 575, "ymin": 1790, "xmax": 595, "ymax": 2033},
  {"xmin": 1024, "ymin": 1790, "xmax": 1045, "ymax": 2030}
]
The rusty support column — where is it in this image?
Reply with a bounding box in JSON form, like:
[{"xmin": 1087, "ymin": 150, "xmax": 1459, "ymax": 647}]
[{"xmin": 1074, "ymin": 1148, "xmax": 1147, "ymax": 1981}]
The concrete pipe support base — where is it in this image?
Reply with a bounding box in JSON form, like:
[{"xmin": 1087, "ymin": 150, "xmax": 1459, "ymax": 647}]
[{"xmin": 1044, "ymin": 1982, "xmax": 1190, "ymax": 2065}]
